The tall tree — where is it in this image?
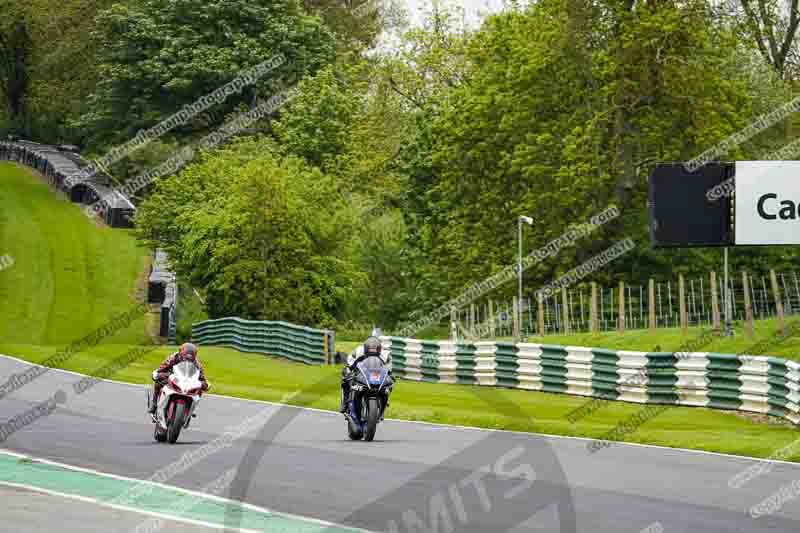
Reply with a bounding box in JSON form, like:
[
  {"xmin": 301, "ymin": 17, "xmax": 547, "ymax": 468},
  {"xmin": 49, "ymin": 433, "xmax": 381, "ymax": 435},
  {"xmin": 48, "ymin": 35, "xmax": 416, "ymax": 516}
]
[
  {"xmin": 738, "ymin": 0, "xmax": 800, "ymax": 80},
  {"xmin": 23, "ymin": 0, "xmax": 116, "ymax": 143},
  {"xmin": 135, "ymin": 137, "xmax": 363, "ymax": 326},
  {"xmin": 73, "ymin": 0, "xmax": 336, "ymax": 149},
  {"xmin": 410, "ymin": 0, "xmax": 757, "ymax": 300},
  {"xmin": 302, "ymin": 0, "xmax": 407, "ymax": 58}
]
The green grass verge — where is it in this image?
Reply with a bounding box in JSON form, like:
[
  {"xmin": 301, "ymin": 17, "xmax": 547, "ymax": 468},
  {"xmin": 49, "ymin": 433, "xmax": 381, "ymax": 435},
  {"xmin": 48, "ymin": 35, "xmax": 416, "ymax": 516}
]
[
  {"xmin": 0, "ymin": 162, "xmax": 150, "ymax": 345},
  {"xmin": 2, "ymin": 340, "xmax": 799, "ymax": 462}
]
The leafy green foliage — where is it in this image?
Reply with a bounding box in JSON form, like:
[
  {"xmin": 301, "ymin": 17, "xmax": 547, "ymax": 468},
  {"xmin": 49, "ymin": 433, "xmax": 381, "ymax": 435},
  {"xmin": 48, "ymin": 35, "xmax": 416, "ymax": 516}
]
[
  {"xmin": 351, "ymin": 210, "xmax": 416, "ymax": 327},
  {"xmin": 273, "ymin": 65, "xmax": 362, "ymax": 169},
  {"xmin": 272, "ymin": 62, "xmax": 419, "ymax": 327},
  {"xmin": 72, "ymin": 0, "xmax": 336, "ymax": 149},
  {"xmin": 131, "ymin": 1, "xmax": 800, "ymax": 330},
  {"xmin": 5, "ymin": 0, "xmax": 800, "ymax": 334},
  {"xmin": 403, "ymin": 0, "xmax": 785, "ymax": 307},
  {"xmin": 0, "ymin": 0, "xmax": 120, "ymax": 141},
  {"xmin": 136, "ymin": 137, "xmax": 364, "ymax": 327}
]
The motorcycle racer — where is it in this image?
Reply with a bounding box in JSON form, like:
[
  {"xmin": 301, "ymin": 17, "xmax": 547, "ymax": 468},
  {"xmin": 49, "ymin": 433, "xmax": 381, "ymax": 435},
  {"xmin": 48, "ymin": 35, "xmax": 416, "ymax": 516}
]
[
  {"xmin": 340, "ymin": 335, "xmax": 390, "ymax": 413},
  {"xmin": 148, "ymin": 342, "xmax": 210, "ymax": 414}
]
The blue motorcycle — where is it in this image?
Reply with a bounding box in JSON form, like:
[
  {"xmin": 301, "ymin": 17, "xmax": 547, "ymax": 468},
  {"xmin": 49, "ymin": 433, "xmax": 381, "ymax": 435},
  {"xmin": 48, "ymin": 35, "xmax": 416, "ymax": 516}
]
[{"xmin": 345, "ymin": 355, "xmax": 393, "ymax": 441}]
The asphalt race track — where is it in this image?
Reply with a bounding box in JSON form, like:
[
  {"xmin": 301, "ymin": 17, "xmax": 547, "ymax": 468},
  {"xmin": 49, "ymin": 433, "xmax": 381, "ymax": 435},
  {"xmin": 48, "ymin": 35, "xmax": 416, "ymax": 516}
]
[{"xmin": 1, "ymin": 354, "xmax": 800, "ymax": 532}]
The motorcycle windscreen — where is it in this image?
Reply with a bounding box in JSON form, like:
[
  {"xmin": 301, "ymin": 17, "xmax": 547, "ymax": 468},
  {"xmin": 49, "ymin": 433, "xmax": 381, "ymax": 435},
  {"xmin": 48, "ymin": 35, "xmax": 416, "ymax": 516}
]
[
  {"xmin": 358, "ymin": 356, "xmax": 388, "ymax": 386},
  {"xmin": 173, "ymin": 360, "xmax": 199, "ymax": 379}
]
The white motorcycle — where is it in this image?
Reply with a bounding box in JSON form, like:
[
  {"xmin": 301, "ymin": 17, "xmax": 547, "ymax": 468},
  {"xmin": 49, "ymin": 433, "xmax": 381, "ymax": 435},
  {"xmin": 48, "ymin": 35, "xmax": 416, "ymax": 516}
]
[{"xmin": 147, "ymin": 360, "xmax": 204, "ymax": 444}]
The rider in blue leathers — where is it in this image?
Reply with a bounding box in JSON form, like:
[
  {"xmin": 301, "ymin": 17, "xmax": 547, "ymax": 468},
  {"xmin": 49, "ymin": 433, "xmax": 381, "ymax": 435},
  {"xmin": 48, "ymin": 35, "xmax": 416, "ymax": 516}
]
[{"xmin": 340, "ymin": 334, "xmax": 390, "ymax": 412}]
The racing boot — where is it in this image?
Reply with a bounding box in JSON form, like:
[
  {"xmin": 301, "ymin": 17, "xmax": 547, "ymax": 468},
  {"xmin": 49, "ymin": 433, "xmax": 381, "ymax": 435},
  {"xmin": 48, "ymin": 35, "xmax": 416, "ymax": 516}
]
[
  {"xmin": 339, "ymin": 367, "xmax": 351, "ymax": 413},
  {"xmin": 339, "ymin": 387, "xmax": 347, "ymax": 413},
  {"xmin": 148, "ymin": 386, "xmax": 159, "ymax": 415}
]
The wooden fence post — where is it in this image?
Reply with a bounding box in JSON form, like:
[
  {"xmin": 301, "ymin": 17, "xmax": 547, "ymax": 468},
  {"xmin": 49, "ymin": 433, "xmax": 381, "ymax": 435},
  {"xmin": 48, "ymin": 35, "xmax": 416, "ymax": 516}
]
[
  {"xmin": 648, "ymin": 279, "xmax": 656, "ymax": 332},
  {"xmin": 488, "ymin": 299, "xmax": 495, "ymax": 339},
  {"xmin": 562, "ymin": 288, "xmax": 570, "ymax": 334},
  {"xmin": 771, "ymin": 269, "xmax": 787, "ymax": 336},
  {"xmin": 512, "ymin": 297, "xmax": 520, "ymax": 340},
  {"xmin": 618, "ymin": 281, "xmax": 625, "ymax": 333},
  {"xmin": 470, "ymin": 303, "xmax": 476, "ymax": 334},
  {"xmin": 590, "ymin": 282, "xmax": 598, "ymax": 334},
  {"xmin": 710, "ymin": 271, "xmax": 720, "ymax": 333},
  {"xmin": 538, "ymin": 294, "xmax": 545, "ymax": 337},
  {"xmin": 679, "ymin": 274, "xmax": 687, "ymax": 334},
  {"xmin": 743, "ymin": 272, "xmax": 754, "ymax": 338}
]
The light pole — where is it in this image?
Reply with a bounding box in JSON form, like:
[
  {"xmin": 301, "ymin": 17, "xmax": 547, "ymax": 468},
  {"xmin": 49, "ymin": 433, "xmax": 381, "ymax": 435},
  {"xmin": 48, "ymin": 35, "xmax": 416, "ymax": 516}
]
[{"xmin": 518, "ymin": 215, "xmax": 534, "ymax": 341}]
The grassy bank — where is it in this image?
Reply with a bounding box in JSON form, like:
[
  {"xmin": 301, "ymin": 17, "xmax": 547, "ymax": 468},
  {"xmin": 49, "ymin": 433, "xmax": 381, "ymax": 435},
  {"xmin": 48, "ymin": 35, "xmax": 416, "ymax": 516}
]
[{"xmin": 0, "ymin": 163, "xmax": 151, "ymax": 345}]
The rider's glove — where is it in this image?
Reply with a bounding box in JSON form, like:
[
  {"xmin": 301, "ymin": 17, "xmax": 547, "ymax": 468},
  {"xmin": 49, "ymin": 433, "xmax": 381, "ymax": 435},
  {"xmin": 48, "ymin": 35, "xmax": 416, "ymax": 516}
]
[{"xmin": 152, "ymin": 370, "xmax": 159, "ymax": 381}]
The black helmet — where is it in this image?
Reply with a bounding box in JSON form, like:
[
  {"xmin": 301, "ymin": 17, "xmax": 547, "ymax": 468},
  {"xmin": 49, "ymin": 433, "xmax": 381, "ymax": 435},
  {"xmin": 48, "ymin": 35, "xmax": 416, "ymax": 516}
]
[
  {"xmin": 179, "ymin": 342, "xmax": 198, "ymax": 360},
  {"xmin": 363, "ymin": 337, "xmax": 382, "ymax": 356}
]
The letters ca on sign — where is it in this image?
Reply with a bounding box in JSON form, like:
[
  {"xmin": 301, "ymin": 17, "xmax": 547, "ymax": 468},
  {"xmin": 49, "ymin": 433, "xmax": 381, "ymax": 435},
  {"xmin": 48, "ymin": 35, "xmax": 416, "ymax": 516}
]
[{"xmin": 734, "ymin": 161, "xmax": 800, "ymax": 245}]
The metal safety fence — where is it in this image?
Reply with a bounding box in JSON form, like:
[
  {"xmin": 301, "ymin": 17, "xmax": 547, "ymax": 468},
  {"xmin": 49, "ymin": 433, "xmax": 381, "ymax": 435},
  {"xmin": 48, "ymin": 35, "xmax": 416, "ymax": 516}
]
[
  {"xmin": 381, "ymin": 335, "xmax": 800, "ymax": 425},
  {"xmin": 191, "ymin": 317, "xmax": 335, "ymax": 365}
]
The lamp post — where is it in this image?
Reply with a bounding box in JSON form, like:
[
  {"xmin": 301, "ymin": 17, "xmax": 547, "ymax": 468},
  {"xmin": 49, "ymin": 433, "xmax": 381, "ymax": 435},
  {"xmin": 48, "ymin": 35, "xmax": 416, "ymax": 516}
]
[{"xmin": 517, "ymin": 215, "xmax": 534, "ymax": 341}]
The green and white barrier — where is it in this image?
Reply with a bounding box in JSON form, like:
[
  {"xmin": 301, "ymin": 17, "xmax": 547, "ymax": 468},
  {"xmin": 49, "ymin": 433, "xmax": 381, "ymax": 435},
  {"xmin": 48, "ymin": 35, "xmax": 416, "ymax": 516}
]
[
  {"xmin": 380, "ymin": 336, "xmax": 800, "ymax": 424},
  {"xmin": 192, "ymin": 317, "xmax": 334, "ymax": 365}
]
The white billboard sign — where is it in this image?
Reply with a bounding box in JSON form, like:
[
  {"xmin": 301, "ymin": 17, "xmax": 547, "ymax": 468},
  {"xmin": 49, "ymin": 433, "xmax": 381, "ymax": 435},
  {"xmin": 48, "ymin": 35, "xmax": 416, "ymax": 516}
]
[{"xmin": 735, "ymin": 161, "xmax": 800, "ymax": 245}]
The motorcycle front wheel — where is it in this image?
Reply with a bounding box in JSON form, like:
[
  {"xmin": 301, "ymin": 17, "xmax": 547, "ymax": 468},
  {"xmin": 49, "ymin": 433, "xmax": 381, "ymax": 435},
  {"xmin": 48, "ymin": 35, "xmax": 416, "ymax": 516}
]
[
  {"xmin": 363, "ymin": 397, "xmax": 379, "ymax": 442},
  {"xmin": 167, "ymin": 401, "xmax": 186, "ymax": 444}
]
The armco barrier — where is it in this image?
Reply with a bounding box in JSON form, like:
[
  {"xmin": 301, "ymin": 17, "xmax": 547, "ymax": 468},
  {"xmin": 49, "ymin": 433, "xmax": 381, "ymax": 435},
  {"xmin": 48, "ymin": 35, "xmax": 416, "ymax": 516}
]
[
  {"xmin": 380, "ymin": 336, "xmax": 800, "ymax": 425},
  {"xmin": 148, "ymin": 249, "xmax": 178, "ymax": 340},
  {"xmin": 192, "ymin": 317, "xmax": 334, "ymax": 365}
]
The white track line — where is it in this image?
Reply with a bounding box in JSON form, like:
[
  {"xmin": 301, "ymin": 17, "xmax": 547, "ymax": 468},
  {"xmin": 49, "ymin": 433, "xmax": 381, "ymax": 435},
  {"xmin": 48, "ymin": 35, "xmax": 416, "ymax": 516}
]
[
  {"xmin": 0, "ymin": 448, "xmax": 374, "ymax": 532},
  {"xmin": 2, "ymin": 352, "xmax": 800, "ymax": 468},
  {"xmin": 0, "ymin": 480, "xmax": 263, "ymax": 533}
]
